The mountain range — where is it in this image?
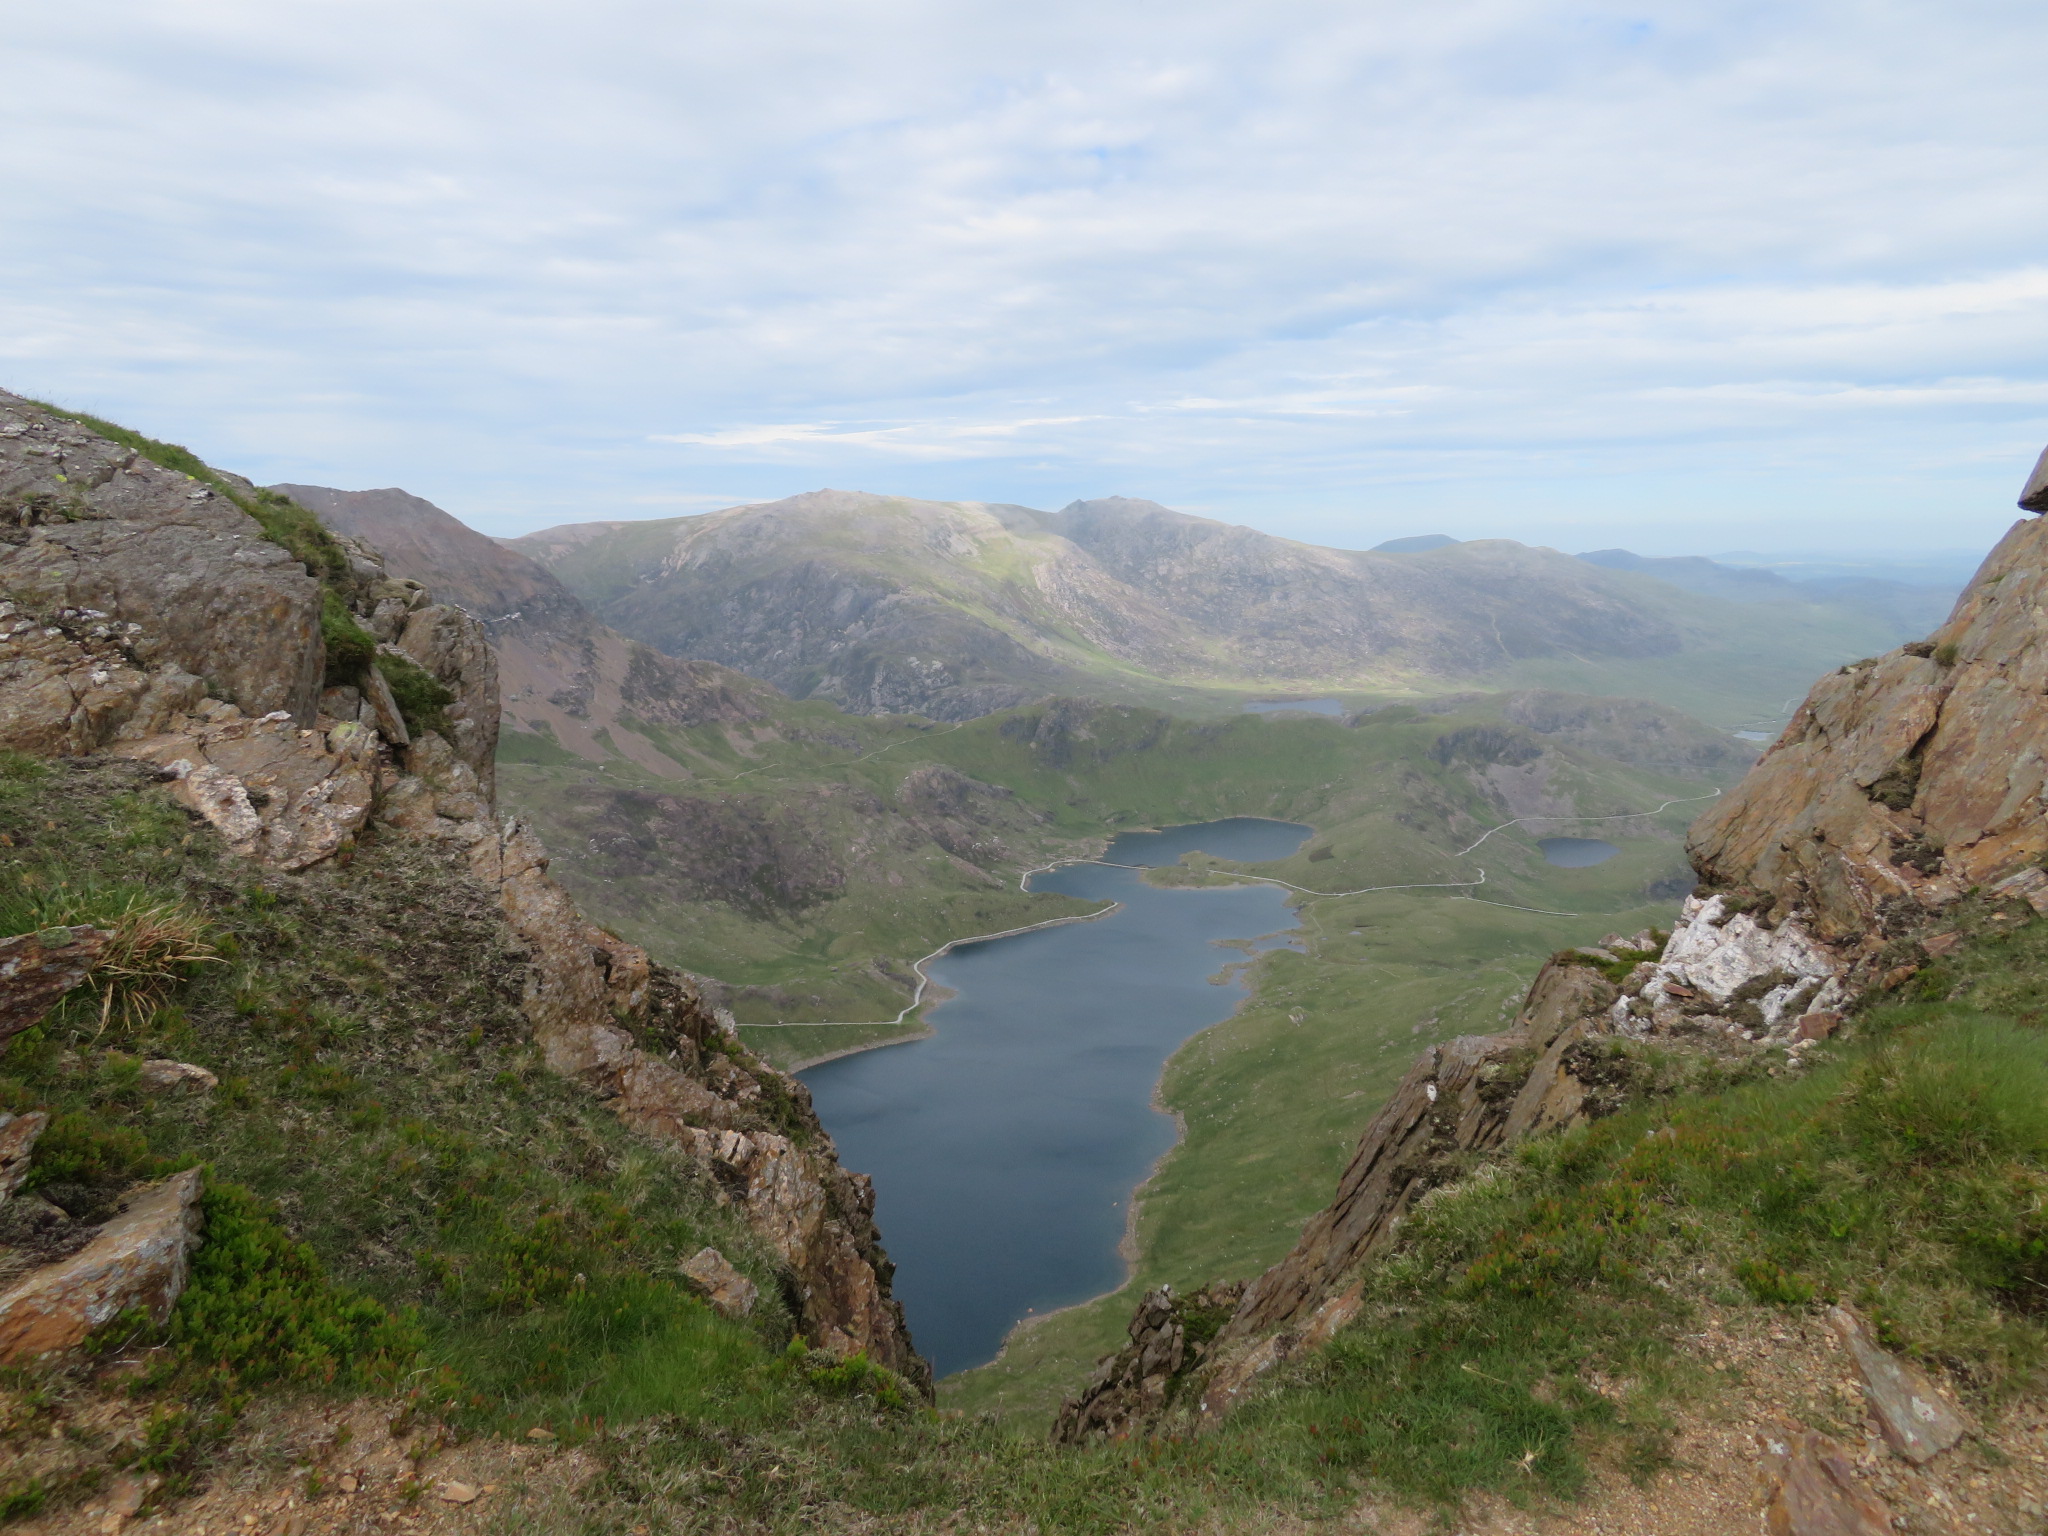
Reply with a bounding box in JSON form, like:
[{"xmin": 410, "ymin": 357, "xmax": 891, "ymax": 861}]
[{"xmin": 505, "ymin": 489, "xmax": 1958, "ymax": 728}]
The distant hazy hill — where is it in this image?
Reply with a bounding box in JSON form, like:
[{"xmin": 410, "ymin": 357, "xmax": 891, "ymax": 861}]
[
  {"xmin": 1575, "ymin": 547, "xmax": 1959, "ymax": 636},
  {"xmin": 509, "ymin": 490, "xmax": 1937, "ymax": 727}
]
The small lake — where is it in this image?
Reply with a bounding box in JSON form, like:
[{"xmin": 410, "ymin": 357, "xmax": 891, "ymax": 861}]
[
  {"xmin": 1539, "ymin": 836, "xmax": 1620, "ymax": 868},
  {"xmin": 801, "ymin": 817, "xmax": 1311, "ymax": 1378},
  {"xmin": 1242, "ymin": 698, "xmax": 1349, "ymax": 717}
]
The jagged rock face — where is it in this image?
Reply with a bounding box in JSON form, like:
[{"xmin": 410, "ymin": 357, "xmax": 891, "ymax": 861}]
[
  {"xmin": 1221, "ymin": 963, "xmax": 1618, "ymax": 1342},
  {"xmin": 466, "ymin": 817, "xmax": 927, "ymax": 1385},
  {"xmin": 0, "ymin": 392, "xmax": 322, "ymax": 745},
  {"xmin": 1051, "ymin": 1282, "xmax": 1243, "ymax": 1443},
  {"xmin": 122, "ymin": 706, "xmax": 384, "ymax": 870},
  {"xmin": 1689, "ymin": 512, "xmax": 2048, "ymax": 940}
]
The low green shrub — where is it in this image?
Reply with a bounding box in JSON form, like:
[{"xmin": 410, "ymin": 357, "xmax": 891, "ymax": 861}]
[
  {"xmin": 375, "ymin": 652, "xmax": 456, "ymax": 738},
  {"xmin": 161, "ymin": 1182, "xmax": 421, "ymax": 1393}
]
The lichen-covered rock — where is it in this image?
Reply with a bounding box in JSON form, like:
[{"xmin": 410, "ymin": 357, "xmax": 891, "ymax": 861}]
[
  {"xmin": 0, "ymin": 393, "xmax": 322, "ymax": 732},
  {"xmin": 0, "ymin": 926, "xmax": 111, "ymax": 1045},
  {"xmin": 1617, "ymin": 893, "xmax": 1847, "ymax": 1039},
  {"xmin": 0, "ymin": 1168, "xmax": 204, "ymax": 1363},
  {"xmin": 1689, "ymin": 510, "xmax": 2048, "ymax": 939},
  {"xmin": 679, "ymin": 1247, "xmax": 758, "ymax": 1319}
]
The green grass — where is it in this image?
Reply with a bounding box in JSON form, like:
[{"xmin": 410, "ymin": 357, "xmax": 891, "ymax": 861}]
[{"xmin": 0, "ymin": 757, "xmax": 805, "ymax": 1492}]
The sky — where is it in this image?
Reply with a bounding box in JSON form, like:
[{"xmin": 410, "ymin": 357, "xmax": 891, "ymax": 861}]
[{"xmin": 4, "ymin": 0, "xmax": 2046, "ymax": 557}]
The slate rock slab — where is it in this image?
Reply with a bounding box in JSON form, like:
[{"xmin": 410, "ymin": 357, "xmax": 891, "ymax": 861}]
[
  {"xmin": 0, "ymin": 1167, "xmax": 204, "ymax": 1363},
  {"xmin": 0, "ymin": 926, "xmax": 110, "ymax": 1045},
  {"xmin": 1830, "ymin": 1305, "xmax": 1969, "ymax": 1464},
  {"xmin": 1759, "ymin": 1424, "xmax": 1894, "ymax": 1536}
]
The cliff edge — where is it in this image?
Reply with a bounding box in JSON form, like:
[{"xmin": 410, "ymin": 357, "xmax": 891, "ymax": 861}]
[{"xmin": 0, "ymin": 390, "xmax": 925, "ymax": 1388}]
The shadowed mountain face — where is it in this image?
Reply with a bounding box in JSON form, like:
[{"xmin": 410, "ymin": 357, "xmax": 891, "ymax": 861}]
[
  {"xmin": 275, "ymin": 484, "xmax": 773, "ymax": 764},
  {"xmin": 511, "ymin": 491, "xmax": 1930, "ymax": 724}
]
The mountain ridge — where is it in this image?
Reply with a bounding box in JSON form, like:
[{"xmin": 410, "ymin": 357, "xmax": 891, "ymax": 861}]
[{"xmin": 511, "ymin": 488, "xmax": 1951, "ymax": 726}]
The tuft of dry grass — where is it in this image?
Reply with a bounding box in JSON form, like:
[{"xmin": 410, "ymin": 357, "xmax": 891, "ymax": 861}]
[{"xmin": 84, "ymin": 896, "xmax": 223, "ymax": 1033}]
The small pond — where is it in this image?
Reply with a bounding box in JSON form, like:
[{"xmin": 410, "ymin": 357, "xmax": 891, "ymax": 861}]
[
  {"xmin": 1241, "ymin": 698, "xmax": 1349, "ymax": 717},
  {"xmin": 801, "ymin": 817, "xmax": 1312, "ymax": 1377},
  {"xmin": 1539, "ymin": 836, "xmax": 1620, "ymax": 868}
]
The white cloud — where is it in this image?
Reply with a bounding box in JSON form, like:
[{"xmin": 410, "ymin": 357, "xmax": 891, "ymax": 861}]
[{"xmin": 0, "ymin": 0, "xmax": 2042, "ymax": 554}]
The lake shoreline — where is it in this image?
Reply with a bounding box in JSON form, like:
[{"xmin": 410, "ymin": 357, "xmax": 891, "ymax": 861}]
[{"xmin": 803, "ymin": 816, "xmax": 1316, "ymax": 1377}]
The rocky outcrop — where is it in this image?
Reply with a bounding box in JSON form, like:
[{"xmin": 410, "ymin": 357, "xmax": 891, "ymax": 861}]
[
  {"xmin": 467, "ymin": 816, "xmax": 926, "ymax": 1386},
  {"xmin": 1051, "ymin": 1282, "xmax": 1243, "ymax": 1443},
  {"xmin": 0, "ymin": 394, "xmax": 322, "ymax": 740},
  {"xmin": 0, "ymin": 1167, "xmax": 204, "ymax": 1363},
  {"xmin": 1689, "ymin": 510, "xmax": 2048, "ymax": 941},
  {"xmin": 0, "ymin": 926, "xmax": 110, "ymax": 1044},
  {"xmin": 121, "ymin": 706, "xmax": 383, "ymax": 870}
]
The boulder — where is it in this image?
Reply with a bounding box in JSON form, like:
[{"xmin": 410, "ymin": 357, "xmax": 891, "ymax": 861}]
[
  {"xmin": 2020, "ymin": 443, "xmax": 2048, "ymax": 513},
  {"xmin": 0, "ymin": 1167, "xmax": 204, "ymax": 1362},
  {"xmin": 0, "ymin": 926, "xmax": 110, "ymax": 1044},
  {"xmin": 679, "ymin": 1246, "xmax": 758, "ymax": 1319}
]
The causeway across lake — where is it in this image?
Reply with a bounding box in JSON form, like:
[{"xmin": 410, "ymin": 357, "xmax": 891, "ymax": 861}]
[{"xmin": 801, "ymin": 817, "xmax": 1312, "ymax": 1378}]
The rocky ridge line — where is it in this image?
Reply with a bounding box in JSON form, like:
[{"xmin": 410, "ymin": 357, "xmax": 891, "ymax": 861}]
[{"xmin": 0, "ymin": 391, "xmax": 925, "ymax": 1388}]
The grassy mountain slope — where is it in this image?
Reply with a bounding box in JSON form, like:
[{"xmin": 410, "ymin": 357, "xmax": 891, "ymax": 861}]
[{"xmin": 514, "ymin": 490, "xmax": 1924, "ymax": 728}]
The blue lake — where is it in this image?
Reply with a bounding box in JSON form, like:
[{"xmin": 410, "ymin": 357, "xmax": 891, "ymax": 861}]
[
  {"xmin": 802, "ymin": 817, "xmax": 1311, "ymax": 1378},
  {"xmin": 1539, "ymin": 836, "xmax": 1620, "ymax": 868}
]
